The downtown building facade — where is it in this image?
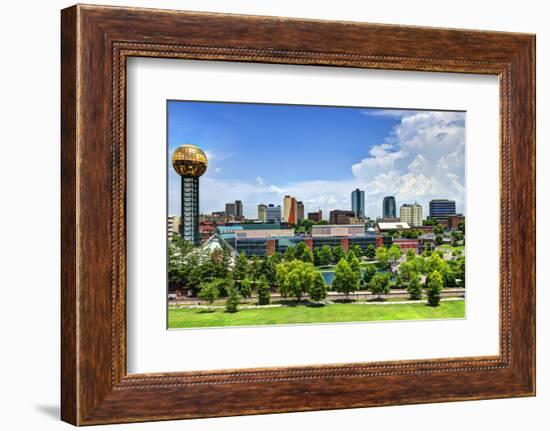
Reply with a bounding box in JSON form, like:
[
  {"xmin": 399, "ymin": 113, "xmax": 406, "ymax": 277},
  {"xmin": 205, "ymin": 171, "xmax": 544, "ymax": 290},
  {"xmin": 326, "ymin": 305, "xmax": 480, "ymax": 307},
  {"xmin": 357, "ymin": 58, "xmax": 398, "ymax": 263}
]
[
  {"xmin": 266, "ymin": 204, "xmax": 282, "ymax": 223},
  {"xmin": 167, "ymin": 215, "xmax": 181, "ymax": 241},
  {"xmin": 225, "ymin": 200, "xmax": 243, "ymax": 219},
  {"xmin": 399, "ymin": 203, "xmax": 423, "ymax": 227},
  {"xmin": 329, "ymin": 209, "xmax": 356, "ymax": 225},
  {"xmin": 429, "ymin": 199, "xmax": 457, "ymax": 224},
  {"xmin": 217, "ymin": 223, "xmax": 394, "ymax": 257},
  {"xmin": 283, "ymin": 195, "xmax": 298, "ymax": 224},
  {"xmin": 257, "ymin": 204, "xmax": 267, "ymax": 222},
  {"xmin": 297, "ymin": 201, "xmax": 305, "ymax": 223},
  {"xmin": 307, "ymin": 209, "xmax": 323, "ymax": 222}
]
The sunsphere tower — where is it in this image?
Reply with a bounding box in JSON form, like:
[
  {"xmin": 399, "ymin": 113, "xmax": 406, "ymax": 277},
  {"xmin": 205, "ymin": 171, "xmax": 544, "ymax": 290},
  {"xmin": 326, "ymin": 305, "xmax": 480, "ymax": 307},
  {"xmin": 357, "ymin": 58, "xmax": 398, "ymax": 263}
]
[{"xmin": 172, "ymin": 144, "xmax": 208, "ymax": 245}]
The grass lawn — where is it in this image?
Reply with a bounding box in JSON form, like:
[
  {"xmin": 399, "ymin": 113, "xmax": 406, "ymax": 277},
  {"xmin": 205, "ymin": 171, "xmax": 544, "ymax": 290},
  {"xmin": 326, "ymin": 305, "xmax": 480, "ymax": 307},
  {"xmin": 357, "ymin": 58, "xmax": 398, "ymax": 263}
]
[{"xmin": 168, "ymin": 299, "xmax": 465, "ymax": 328}]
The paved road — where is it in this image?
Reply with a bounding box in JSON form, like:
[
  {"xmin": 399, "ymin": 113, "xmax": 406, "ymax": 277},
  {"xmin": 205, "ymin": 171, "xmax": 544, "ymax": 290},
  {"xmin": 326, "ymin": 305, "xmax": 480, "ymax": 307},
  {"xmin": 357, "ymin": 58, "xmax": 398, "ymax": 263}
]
[{"xmin": 170, "ymin": 288, "xmax": 465, "ymax": 305}]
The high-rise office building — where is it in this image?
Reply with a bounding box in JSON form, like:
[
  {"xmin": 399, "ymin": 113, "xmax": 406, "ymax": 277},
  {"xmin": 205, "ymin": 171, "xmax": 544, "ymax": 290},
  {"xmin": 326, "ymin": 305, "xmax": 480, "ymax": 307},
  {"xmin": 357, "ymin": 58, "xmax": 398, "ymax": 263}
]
[
  {"xmin": 382, "ymin": 196, "xmax": 397, "ymax": 219},
  {"xmin": 429, "ymin": 199, "xmax": 456, "ymax": 224},
  {"xmin": 225, "ymin": 202, "xmax": 236, "ymax": 217},
  {"xmin": 297, "ymin": 201, "xmax": 305, "ymax": 222},
  {"xmin": 351, "ymin": 188, "xmax": 365, "ymax": 218},
  {"xmin": 258, "ymin": 204, "xmax": 267, "ymax": 222},
  {"xmin": 225, "ymin": 200, "xmax": 244, "ymax": 220},
  {"xmin": 400, "ymin": 203, "xmax": 423, "ymax": 227},
  {"xmin": 172, "ymin": 144, "xmax": 208, "ymax": 245},
  {"xmin": 235, "ymin": 200, "xmax": 243, "ymax": 218},
  {"xmin": 283, "ymin": 195, "xmax": 298, "ymax": 224},
  {"xmin": 265, "ymin": 204, "xmax": 282, "ymax": 223}
]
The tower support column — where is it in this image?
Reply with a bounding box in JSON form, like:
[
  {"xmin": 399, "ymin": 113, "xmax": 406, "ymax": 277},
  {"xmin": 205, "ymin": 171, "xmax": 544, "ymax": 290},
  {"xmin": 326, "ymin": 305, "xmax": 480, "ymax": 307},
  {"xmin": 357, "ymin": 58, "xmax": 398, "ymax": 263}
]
[{"xmin": 180, "ymin": 176, "xmax": 200, "ymax": 245}]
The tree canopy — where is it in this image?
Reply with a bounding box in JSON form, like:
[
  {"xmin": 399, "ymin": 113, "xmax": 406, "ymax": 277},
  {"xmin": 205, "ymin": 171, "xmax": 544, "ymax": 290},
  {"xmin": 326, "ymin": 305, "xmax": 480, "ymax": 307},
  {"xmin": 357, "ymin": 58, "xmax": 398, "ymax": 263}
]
[{"xmin": 332, "ymin": 258, "xmax": 359, "ymax": 299}]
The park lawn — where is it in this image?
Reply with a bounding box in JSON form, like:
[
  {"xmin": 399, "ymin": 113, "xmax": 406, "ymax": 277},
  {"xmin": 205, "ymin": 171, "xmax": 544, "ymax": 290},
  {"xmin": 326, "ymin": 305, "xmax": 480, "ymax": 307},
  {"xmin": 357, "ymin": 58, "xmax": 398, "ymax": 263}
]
[{"xmin": 168, "ymin": 299, "xmax": 465, "ymax": 328}]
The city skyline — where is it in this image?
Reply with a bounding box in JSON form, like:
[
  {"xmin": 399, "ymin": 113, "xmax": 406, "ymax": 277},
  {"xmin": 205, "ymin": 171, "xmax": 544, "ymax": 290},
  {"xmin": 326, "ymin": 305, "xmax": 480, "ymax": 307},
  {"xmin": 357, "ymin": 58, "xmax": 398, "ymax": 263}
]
[{"xmin": 168, "ymin": 101, "xmax": 465, "ymax": 219}]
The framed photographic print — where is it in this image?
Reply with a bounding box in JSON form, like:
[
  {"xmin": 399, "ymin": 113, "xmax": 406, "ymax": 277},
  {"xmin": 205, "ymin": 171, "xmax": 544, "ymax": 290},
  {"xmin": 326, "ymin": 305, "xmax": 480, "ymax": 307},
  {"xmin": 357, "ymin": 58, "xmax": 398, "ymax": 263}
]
[{"xmin": 61, "ymin": 4, "xmax": 535, "ymax": 425}]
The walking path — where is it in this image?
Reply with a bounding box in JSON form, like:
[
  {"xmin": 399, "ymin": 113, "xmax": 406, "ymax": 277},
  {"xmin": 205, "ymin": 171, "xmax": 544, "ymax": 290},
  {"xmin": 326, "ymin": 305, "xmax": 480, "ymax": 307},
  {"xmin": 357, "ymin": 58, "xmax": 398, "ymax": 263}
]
[{"xmin": 172, "ymin": 297, "xmax": 464, "ymax": 310}]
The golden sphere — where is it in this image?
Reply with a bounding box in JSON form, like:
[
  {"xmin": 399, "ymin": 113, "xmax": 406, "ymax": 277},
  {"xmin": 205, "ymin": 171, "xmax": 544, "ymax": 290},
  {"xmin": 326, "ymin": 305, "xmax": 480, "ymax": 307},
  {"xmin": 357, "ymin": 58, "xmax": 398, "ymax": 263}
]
[{"xmin": 171, "ymin": 144, "xmax": 208, "ymax": 177}]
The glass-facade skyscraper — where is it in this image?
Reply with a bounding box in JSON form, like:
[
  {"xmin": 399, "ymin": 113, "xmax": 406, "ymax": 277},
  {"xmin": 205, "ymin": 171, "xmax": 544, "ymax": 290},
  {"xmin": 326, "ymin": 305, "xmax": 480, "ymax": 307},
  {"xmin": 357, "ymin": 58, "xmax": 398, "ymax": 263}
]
[
  {"xmin": 382, "ymin": 196, "xmax": 397, "ymax": 218},
  {"xmin": 429, "ymin": 199, "xmax": 456, "ymax": 224},
  {"xmin": 351, "ymin": 188, "xmax": 365, "ymax": 218}
]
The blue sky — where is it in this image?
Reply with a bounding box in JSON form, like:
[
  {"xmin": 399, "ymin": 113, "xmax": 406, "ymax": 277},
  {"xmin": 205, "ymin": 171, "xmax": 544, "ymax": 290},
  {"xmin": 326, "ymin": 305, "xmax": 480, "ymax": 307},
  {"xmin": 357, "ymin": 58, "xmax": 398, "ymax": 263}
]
[{"xmin": 168, "ymin": 101, "xmax": 465, "ymax": 219}]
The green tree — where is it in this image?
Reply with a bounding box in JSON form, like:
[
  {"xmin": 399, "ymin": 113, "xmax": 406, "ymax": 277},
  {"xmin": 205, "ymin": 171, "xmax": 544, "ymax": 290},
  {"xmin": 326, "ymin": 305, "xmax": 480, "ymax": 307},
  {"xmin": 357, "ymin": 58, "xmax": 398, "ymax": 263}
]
[
  {"xmin": 332, "ymin": 258, "xmax": 359, "ymax": 299},
  {"xmin": 275, "ymin": 260, "xmax": 316, "ymax": 301},
  {"xmin": 197, "ymin": 281, "xmax": 220, "ymax": 306},
  {"xmin": 262, "ymin": 256, "xmax": 277, "ymax": 286},
  {"xmin": 406, "ymin": 248, "xmax": 416, "ymax": 261},
  {"xmin": 256, "ymin": 275, "xmax": 271, "ymax": 305},
  {"xmin": 433, "ymin": 224, "xmax": 444, "ymax": 235},
  {"xmin": 313, "ymin": 248, "xmax": 322, "ymax": 266},
  {"xmin": 275, "ymin": 262, "xmax": 289, "ymax": 298},
  {"xmin": 368, "ymin": 273, "xmax": 390, "ymax": 300},
  {"xmin": 403, "ymin": 229, "xmax": 420, "ymax": 239},
  {"xmin": 376, "ymin": 246, "xmax": 389, "ymax": 269},
  {"xmin": 451, "ymin": 230, "xmax": 464, "ymax": 246},
  {"xmin": 331, "ymin": 246, "xmax": 345, "ymax": 264},
  {"xmin": 233, "ymin": 251, "xmax": 250, "ymax": 284},
  {"xmin": 407, "ymin": 275, "xmax": 422, "ymax": 300},
  {"xmin": 349, "ymin": 244, "xmax": 363, "ymax": 259},
  {"xmin": 423, "ymin": 217, "xmax": 438, "ymax": 226},
  {"xmin": 426, "ymin": 270, "xmax": 443, "ymax": 306},
  {"xmin": 225, "ymin": 284, "xmax": 241, "ymax": 313},
  {"xmin": 309, "ymin": 272, "xmax": 328, "ymax": 302},
  {"xmin": 168, "ymin": 235, "xmax": 194, "ymax": 284},
  {"xmin": 294, "ymin": 242, "xmax": 313, "ymax": 263},
  {"xmin": 319, "ymin": 245, "xmax": 332, "ymax": 266},
  {"xmin": 365, "ymin": 244, "xmax": 376, "ymax": 260},
  {"xmin": 300, "ymin": 219, "xmax": 314, "ymax": 234},
  {"xmin": 427, "ymin": 252, "xmax": 445, "ymax": 274},
  {"xmin": 435, "ymin": 234, "xmax": 443, "ymax": 245},
  {"xmin": 399, "ymin": 260, "xmax": 417, "ymax": 282},
  {"xmin": 206, "ymin": 277, "xmax": 232, "ymax": 297},
  {"xmin": 406, "ymin": 255, "xmax": 427, "ymax": 275},
  {"xmin": 361, "ymin": 265, "xmax": 376, "ymax": 289},
  {"xmin": 284, "ymin": 246, "xmax": 295, "ymax": 261},
  {"xmin": 387, "ymin": 244, "xmax": 402, "ymax": 268},
  {"xmin": 239, "ymin": 277, "xmax": 252, "ymax": 299},
  {"xmin": 347, "ymin": 251, "xmax": 361, "ymax": 278},
  {"xmin": 269, "ymin": 251, "xmax": 282, "ymax": 265},
  {"xmin": 212, "ymin": 245, "xmax": 232, "ymax": 279},
  {"xmin": 441, "ymin": 264, "xmax": 457, "ymax": 287},
  {"xmin": 455, "ymin": 256, "xmax": 466, "ymax": 287},
  {"xmin": 249, "ymin": 256, "xmax": 264, "ymax": 284},
  {"xmin": 187, "ymin": 250, "xmax": 218, "ymax": 295}
]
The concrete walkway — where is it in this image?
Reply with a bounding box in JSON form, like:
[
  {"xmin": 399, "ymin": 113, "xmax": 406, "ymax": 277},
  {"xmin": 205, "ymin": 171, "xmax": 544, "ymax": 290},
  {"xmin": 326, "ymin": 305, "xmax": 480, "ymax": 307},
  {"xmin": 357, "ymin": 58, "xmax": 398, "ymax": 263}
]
[{"xmin": 172, "ymin": 297, "xmax": 464, "ymax": 310}]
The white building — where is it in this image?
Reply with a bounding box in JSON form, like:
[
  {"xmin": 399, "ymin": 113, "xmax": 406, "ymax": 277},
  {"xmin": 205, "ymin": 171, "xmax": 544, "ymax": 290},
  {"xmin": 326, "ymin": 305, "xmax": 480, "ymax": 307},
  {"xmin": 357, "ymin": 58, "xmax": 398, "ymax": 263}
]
[
  {"xmin": 167, "ymin": 215, "xmax": 181, "ymax": 240},
  {"xmin": 399, "ymin": 203, "xmax": 423, "ymax": 227}
]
